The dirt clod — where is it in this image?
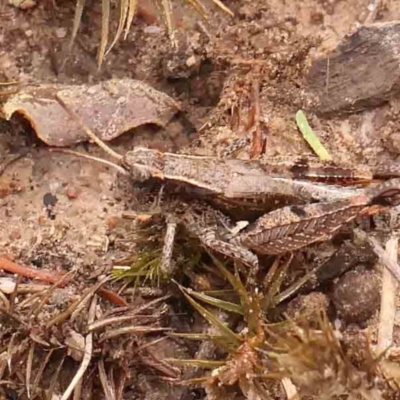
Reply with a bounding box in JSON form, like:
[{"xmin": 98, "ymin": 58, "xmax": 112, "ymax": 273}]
[
  {"xmin": 332, "ymin": 267, "xmax": 381, "ymax": 324},
  {"xmin": 286, "ymin": 292, "xmax": 330, "ymax": 324}
]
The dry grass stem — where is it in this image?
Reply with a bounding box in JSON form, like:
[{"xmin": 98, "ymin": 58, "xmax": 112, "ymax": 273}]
[
  {"xmin": 377, "ymin": 237, "xmax": 398, "ymax": 355},
  {"xmin": 98, "ymin": 359, "xmax": 116, "ymax": 400},
  {"xmin": 99, "ymin": 326, "xmax": 169, "ymax": 342},
  {"xmin": 281, "ymin": 377, "xmax": 300, "ymax": 400},
  {"xmin": 60, "ymin": 295, "xmax": 97, "ymax": 400},
  {"xmin": 26, "ymin": 343, "xmax": 34, "ymax": 399},
  {"xmin": 88, "ymin": 295, "xmax": 170, "ymax": 332},
  {"xmin": 31, "ymin": 349, "xmax": 54, "ymax": 397}
]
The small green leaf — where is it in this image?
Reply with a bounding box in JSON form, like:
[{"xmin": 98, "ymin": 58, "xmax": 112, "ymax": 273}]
[{"xmin": 296, "ymin": 110, "xmax": 332, "ymax": 161}]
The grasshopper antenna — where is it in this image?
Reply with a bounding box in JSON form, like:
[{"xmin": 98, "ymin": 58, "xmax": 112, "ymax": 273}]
[
  {"xmin": 49, "ymin": 148, "xmax": 129, "ymax": 176},
  {"xmin": 54, "ymin": 94, "xmax": 123, "ymax": 161}
]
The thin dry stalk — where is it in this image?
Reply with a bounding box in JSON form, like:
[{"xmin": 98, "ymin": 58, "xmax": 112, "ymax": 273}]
[
  {"xmin": 8, "ymin": 275, "xmax": 21, "ymax": 314},
  {"xmin": 46, "ymin": 356, "xmax": 65, "ymax": 400},
  {"xmin": 369, "ymin": 237, "xmax": 400, "ymax": 282},
  {"xmin": 377, "ymin": 237, "xmax": 399, "ymax": 355},
  {"xmin": 98, "ymin": 359, "xmax": 116, "ymax": 400},
  {"xmin": 88, "ymin": 295, "xmax": 170, "ymax": 332},
  {"xmin": 281, "ymin": 377, "xmax": 300, "ymax": 400},
  {"xmin": 31, "ymin": 349, "xmax": 54, "ymax": 397},
  {"xmin": 26, "ymin": 343, "xmax": 34, "ymax": 399},
  {"xmin": 60, "ymin": 296, "xmax": 97, "ymax": 400},
  {"xmin": 98, "ymin": 0, "xmax": 110, "ymax": 67},
  {"xmin": 0, "ymin": 291, "xmax": 9, "ymax": 309},
  {"xmin": 99, "ymin": 326, "xmax": 169, "ymax": 342}
]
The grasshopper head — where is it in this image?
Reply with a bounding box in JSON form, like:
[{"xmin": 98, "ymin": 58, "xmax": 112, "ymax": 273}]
[{"xmin": 122, "ymin": 147, "xmax": 165, "ymax": 182}]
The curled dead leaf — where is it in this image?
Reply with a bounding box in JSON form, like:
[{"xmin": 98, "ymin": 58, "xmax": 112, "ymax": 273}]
[{"xmin": 2, "ymin": 79, "xmax": 181, "ymax": 146}]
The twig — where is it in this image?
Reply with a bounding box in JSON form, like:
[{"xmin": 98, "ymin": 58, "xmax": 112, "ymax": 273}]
[
  {"xmin": 60, "ymin": 295, "xmax": 97, "ymax": 400},
  {"xmin": 368, "ymin": 237, "xmax": 400, "ymax": 282},
  {"xmin": 0, "ymin": 257, "xmax": 68, "ymax": 286},
  {"xmin": 377, "ymin": 237, "xmax": 398, "ymax": 355}
]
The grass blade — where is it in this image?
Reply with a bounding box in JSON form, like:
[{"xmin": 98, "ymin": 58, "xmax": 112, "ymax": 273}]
[
  {"xmin": 185, "ymin": 287, "xmax": 243, "ymax": 315},
  {"xmin": 296, "ymin": 110, "xmax": 331, "ymax": 161},
  {"xmin": 177, "ymin": 283, "xmax": 242, "ymax": 347}
]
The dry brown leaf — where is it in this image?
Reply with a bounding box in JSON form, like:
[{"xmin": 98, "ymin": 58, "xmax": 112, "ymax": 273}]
[{"xmin": 2, "ymin": 79, "xmax": 181, "ymax": 147}]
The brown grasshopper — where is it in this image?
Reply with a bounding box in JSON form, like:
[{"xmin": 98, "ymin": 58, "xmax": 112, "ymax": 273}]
[{"xmin": 55, "ymin": 96, "xmax": 400, "ymax": 274}]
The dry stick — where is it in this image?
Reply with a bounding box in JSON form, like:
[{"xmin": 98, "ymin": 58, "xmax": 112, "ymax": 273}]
[
  {"xmin": 377, "ymin": 237, "xmax": 399, "ymax": 355},
  {"xmin": 368, "ymin": 237, "xmax": 400, "ymax": 283},
  {"xmin": 60, "ymin": 295, "xmax": 97, "ymax": 400},
  {"xmin": 54, "ymin": 94, "xmax": 123, "ymax": 161}
]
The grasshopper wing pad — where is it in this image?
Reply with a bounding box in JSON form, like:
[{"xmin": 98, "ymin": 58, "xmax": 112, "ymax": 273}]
[{"xmin": 241, "ymin": 197, "xmax": 369, "ymax": 255}]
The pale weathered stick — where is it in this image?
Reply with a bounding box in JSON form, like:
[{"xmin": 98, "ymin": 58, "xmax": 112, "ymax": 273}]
[
  {"xmin": 281, "ymin": 377, "xmax": 300, "ymax": 400},
  {"xmin": 368, "ymin": 237, "xmax": 400, "ymax": 283},
  {"xmin": 377, "ymin": 237, "xmax": 399, "ymax": 355}
]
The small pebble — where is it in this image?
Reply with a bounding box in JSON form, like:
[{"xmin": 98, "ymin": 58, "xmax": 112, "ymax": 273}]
[
  {"xmin": 332, "ymin": 267, "xmax": 381, "ymax": 324},
  {"xmin": 55, "ymin": 27, "xmax": 67, "ymax": 39},
  {"xmin": 9, "ymin": 230, "xmax": 21, "ymax": 240},
  {"xmin": 143, "ymin": 25, "xmax": 162, "ymax": 35},
  {"xmin": 66, "ymin": 186, "xmax": 78, "ymax": 199}
]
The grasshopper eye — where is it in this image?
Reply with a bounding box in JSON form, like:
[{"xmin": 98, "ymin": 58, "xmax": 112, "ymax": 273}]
[{"xmin": 127, "ymin": 165, "xmax": 152, "ymax": 182}]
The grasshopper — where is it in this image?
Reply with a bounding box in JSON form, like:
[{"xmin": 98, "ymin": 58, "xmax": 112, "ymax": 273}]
[{"xmin": 55, "ymin": 95, "xmax": 400, "ymax": 274}]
